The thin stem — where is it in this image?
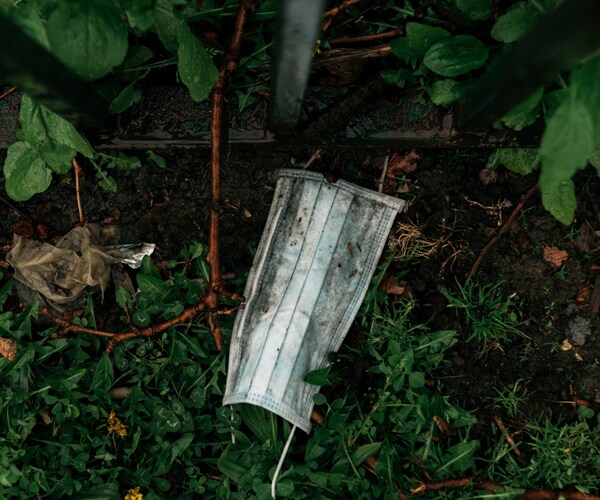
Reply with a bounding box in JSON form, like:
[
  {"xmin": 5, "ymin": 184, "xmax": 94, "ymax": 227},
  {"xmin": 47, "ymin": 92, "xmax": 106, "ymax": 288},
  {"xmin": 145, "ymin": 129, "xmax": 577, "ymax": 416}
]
[
  {"xmin": 0, "ymin": 86, "xmax": 16, "ymax": 100},
  {"xmin": 73, "ymin": 158, "xmax": 85, "ymax": 226}
]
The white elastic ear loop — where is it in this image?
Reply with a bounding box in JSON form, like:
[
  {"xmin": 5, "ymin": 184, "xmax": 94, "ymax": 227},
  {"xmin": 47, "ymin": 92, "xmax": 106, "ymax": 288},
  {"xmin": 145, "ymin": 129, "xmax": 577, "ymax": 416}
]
[{"xmin": 271, "ymin": 424, "xmax": 297, "ymax": 499}]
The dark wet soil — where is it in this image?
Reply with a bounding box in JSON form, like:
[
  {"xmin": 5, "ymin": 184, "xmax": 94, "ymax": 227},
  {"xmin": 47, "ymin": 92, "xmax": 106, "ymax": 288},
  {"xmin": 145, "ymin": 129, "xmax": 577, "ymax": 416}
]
[{"xmin": 1, "ymin": 145, "xmax": 600, "ymax": 466}]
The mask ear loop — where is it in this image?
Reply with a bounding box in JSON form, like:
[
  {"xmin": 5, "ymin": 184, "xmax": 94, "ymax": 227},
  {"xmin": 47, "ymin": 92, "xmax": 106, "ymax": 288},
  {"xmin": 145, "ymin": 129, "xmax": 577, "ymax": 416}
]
[{"xmin": 271, "ymin": 424, "xmax": 297, "ymax": 499}]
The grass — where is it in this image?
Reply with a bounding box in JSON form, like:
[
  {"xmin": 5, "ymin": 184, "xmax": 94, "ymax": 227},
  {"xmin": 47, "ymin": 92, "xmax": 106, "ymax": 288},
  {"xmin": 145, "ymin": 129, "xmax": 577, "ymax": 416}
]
[
  {"xmin": 442, "ymin": 278, "xmax": 527, "ymax": 356},
  {"xmin": 1, "ymin": 250, "xmax": 600, "ymax": 498}
]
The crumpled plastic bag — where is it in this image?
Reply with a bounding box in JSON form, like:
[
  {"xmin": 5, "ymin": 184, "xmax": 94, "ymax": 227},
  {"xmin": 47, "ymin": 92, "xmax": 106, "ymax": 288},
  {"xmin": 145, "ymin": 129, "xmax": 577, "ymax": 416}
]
[{"xmin": 6, "ymin": 224, "xmax": 154, "ymax": 310}]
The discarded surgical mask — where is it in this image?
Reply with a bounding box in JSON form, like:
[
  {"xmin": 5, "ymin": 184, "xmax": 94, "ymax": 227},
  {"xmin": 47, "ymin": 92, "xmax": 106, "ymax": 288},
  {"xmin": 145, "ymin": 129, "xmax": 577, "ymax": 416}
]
[
  {"xmin": 6, "ymin": 224, "xmax": 155, "ymax": 311},
  {"xmin": 224, "ymin": 169, "xmax": 404, "ymax": 433}
]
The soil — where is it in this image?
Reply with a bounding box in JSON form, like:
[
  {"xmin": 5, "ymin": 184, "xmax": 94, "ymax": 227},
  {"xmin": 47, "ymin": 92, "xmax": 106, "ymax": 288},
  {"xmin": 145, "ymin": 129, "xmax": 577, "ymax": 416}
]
[{"xmin": 1, "ymin": 144, "xmax": 600, "ymax": 468}]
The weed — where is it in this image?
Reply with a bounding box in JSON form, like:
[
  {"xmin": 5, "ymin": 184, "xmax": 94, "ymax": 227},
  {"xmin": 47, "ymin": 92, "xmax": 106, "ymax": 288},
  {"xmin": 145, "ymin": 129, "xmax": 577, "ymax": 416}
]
[
  {"xmin": 554, "ymin": 265, "xmax": 568, "ymax": 281},
  {"xmin": 442, "ymin": 278, "xmax": 526, "ymax": 355},
  {"xmin": 490, "ymin": 380, "xmax": 530, "ymax": 418}
]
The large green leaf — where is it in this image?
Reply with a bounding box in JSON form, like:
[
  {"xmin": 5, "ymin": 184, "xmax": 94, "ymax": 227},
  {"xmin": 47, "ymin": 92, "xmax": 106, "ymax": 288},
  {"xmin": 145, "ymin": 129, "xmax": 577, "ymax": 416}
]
[
  {"xmin": 405, "ymin": 23, "xmax": 451, "ymax": 56},
  {"xmin": 423, "ymin": 35, "xmax": 488, "ymax": 77},
  {"xmin": 177, "ymin": 23, "xmax": 219, "ymax": 102},
  {"xmin": 501, "ymin": 87, "xmax": 543, "ymax": 130},
  {"xmin": 154, "ymin": 0, "xmax": 183, "ymax": 53},
  {"xmin": 540, "ymin": 98, "xmax": 594, "ymax": 187},
  {"xmin": 491, "ymin": 2, "xmax": 540, "ymax": 43},
  {"xmin": 541, "ymin": 179, "xmax": 577, "ymax": 225},
  {"xmin": 427, "ymin": 79, "xmax": 466, "ymax": 106},
  {"xmin": 125, "ymin": 0, "xmax": 156, "ymax": 31},
  {"xmin": 40, "ymin": 142, "xmax": 77, "ymax": 174},
  {"xmin": 19, "ymin": 95, "xmax": 94, "ymax": 158},
  {"xmin": 47, "ymin": 0, "xmax": 128, "ymax": 81},
  {"xmin": 488, "ymin": 148, "xmax": 539, "ymax": 175},
  {"xmin": 571, "ymin": 55, "xmax": 600, "ymax": 147},
  {"xmin": 3, "ymin": 141, "xmax": 52, "ymax": 201}
]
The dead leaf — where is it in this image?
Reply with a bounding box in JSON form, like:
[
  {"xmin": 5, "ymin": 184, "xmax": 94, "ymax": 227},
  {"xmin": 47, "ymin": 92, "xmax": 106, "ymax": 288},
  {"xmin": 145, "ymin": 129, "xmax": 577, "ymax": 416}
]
[
  {"xmin": 543, "ymin": 246, "xmax": 568, "ymax": 268},
  {"xmin": 574, "ymin": 222, "xmax": 599, "ymax": 253},
  {"xmin": 478, "ymin": 168, "xmax": 498, "ymax": 185},
  {"xmin": 387, "ymin": 151, "xmax": 421, "ymax": 178},
  {"xmin": 380, "ymin": 274, "xmax": 411, "ymax": 297},
  {"xmin": 0, "ymin": 337, "xmax": 17, "ymax": 361},
  {"xmin": 561, "ymin": 339, "xmax": 574, "ymax": 351}
]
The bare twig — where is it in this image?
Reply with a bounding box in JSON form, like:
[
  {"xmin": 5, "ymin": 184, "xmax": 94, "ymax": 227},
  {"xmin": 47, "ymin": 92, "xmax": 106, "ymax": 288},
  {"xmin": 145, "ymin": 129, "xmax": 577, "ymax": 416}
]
[
  {"xmin": 0, "ymin": 195, "xmax": 30, "ymax": 220},
  {"xmin": 493, "ymin": 415, "xmax": 524, "ymax": 463},
  {"xmin": 73, "ymin": 158, "xmax": 85, "ymax": 226},
  {"xmin": 378, "ymin": 154, "xmax": 389, "ymax": 193},
  {"xmin": 323, "ymin": 0, "xmax": 363, "ymax": 17},
  {"xmin": 469, "ymin": 183, "xmax": 539, "ymax": 276},
  {"xmin": 0, "ymin": 86, "xmax": 16, "ymax": 101},
  {"xmin": 329, "ymin": 28, "xmax": 402, "ymax": 45},
  {"xmin": 206, "ymin": 0, "xmax": 250, "ymax": 350}
]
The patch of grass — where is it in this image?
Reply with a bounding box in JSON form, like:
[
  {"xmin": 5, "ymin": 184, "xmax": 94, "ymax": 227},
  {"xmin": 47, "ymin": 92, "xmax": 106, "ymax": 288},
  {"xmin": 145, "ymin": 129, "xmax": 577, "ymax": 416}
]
[
  {"xmin": 442, "ymin": 278, "xmax": 527, "ymax": 355},
  {"xmin": 489, "ymin": 379, "xmax": 530, "ymax": 418}
]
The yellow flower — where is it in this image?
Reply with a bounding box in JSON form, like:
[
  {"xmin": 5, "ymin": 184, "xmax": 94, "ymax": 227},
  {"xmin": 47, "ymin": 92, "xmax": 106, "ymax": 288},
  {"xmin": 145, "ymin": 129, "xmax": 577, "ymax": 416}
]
[
  {"xmin": 107, "ymin": 409, "xmax": 127, "ymax": 438},
  {"xmin": 124, "ymin": 486, "xmax": 143, "ymax": 500}
]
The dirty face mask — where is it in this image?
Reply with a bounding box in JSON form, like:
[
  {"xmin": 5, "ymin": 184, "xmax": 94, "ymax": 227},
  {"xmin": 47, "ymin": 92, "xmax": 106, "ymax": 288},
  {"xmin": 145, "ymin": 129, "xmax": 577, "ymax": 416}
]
[{"xmin": 223, "ymin": 169, "xmax": 404, "ymax": 433}]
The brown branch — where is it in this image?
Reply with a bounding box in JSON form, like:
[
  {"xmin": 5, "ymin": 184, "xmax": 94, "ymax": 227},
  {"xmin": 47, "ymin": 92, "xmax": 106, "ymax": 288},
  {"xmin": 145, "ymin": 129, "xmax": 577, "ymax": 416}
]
[
  {"xmin": 329, "ymin": 28, "xmax": 403, "ymax": 45},
  {"xmin": 323, "ymin": 0, "xmax": 364, "ymax": 18},
  {"xmin": 73, "ymin": 158, "xmax": 85, "ymax": 226},
  {"xmin": 493, "ymin": 415, "xmax": 524, "ymax": 463},
  {"xmin": 469, "ymin": 183, "xmax": 539, "ymax": 277},
  {"xmin": 0, "ymin": 195, "xmax": 30, "ymax": 220},
  {"xmin": 0, "ymin": 86, "xmax": 16, "ymax": 101},
  {"xmin": 206, "ymin": 0, "xmax": 249, "ymax": 351},
  {"xmin": 41, "ymin": 300, "xmax": 208, "ymax": 352}
]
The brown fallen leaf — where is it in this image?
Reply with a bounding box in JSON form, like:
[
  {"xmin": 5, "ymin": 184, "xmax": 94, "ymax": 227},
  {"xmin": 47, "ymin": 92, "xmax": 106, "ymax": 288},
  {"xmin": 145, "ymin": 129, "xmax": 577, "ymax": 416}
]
[
  {"xmin": 0, "ymin": 337, "xmax": 17, "ymax": 361},
  {"xmin": 387, "ymin": 150, "xmax": 421, "ymax": 178},
  {"xmin": 380, "ymin": 274, "xmax": 412, "ymax": 297},
  {"xmin": 543, "ymin": 246, "xmax": 568, "ymax": 268},
  {"xmin": 574, "ymin": 222, "xmax": 600, "ymax": 253}
]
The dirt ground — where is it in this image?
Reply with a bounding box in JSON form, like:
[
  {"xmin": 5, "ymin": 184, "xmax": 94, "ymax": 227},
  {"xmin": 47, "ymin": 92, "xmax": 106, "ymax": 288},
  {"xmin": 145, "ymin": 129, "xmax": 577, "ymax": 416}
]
[{"xmin": 1, "ymin": 146, "xmax": 599, "ymax": 464}]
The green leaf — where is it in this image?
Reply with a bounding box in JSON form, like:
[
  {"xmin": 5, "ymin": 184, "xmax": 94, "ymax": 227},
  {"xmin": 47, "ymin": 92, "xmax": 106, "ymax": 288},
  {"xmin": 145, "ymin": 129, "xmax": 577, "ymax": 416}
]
[
  {"xmin": 119, "ymin": 45, "xmax": 155, "ymax": 81},
  {"xmin": 137, "ymin": 274, "xmax": 170, "ymax": 299},
  {"xmin": 540, "ymin": 98, "xmax": 594, "ymax": 187},
  {"xmin": 3, "ymin": 141, "xmax": 51, "ymax": 201},
  {"xmin": 350, "ymin": 442, "xmax": 381, "ymax": 466},
  {"xmin": 19, "ymin": 95, "xmax": 94, "ymax": 158},
  {"xmin": 456, "ymin": 0, "xmax": 493, "ymax": 20},
  {"xmin": 405, "ymin": 22, "xmax": 451, "ymax": 56},
  {"xmin": 436, "ymin": 440, "xmax": 479, "ymax": 475},
  {"xmin": 115, "ymin": 285, "xmax": 134, "ymax": 311},
  {"xmin": 389, "ymin": 38, "xmax": 419, "ymax": 67},
  {"xmin": 40, "ymin": 142, "xmax": 76, "ymax": 174},
  {"xmin": 427, "ymin": 79, "xmax": 466, "ymax": 106},
  {"xmin": 146, "ymin": 150, "xmax": 167, "ymax": 168},
  {"xmin": 409, "ymin": 371, "xmax": 425, "ymax": 388},
  {"xmin": 543, "ymin": 89, "xmax": 568, "ymax": 121},
  {"xmin": 170, "ymin": 433, "xmax": 194, "ymax": 463},
  {"xmin": 488, "ymin": 149, "xmax": 539, "ymax": 175},
  {"xmin": 177, "ymin": 23, "xmax": 219, "ymax": 102},
  {"xmin": 304, "ymin": 366, "xmax": 332, "ymax": 386},
  {"xmin": 238, "ymin": 404, "xmax": 271, "ymax": 443},
  {"xmin": 541, "ymin": 179, "xmax": 577, "ymax": 225},
  {"xmin": 96, "ymin": 152, "xmax": 142, "ymax": 171},
  {"xmin": 110, "ymin": 81, "xmax": 142, "ymax": 114},
  {"xmin": 154, "ymin": 0, "xmax": 183, "ymax": 52},
  {"xmin": 380, "ymin": 69, "xmax": 414, "ymax": 88},
  {"xmin": 125, "ymin": 0, "xmax": 156, "ymax": 31},
  {"xmin": 91, "ymin": 354, "xmax": 114, "ymax": 393},
  {"xmin": 571, "ymin": 55, "xmax": 600, "ymax": 147},
  {"xmin": 47, "ymin": 0, "xmax": 128, "ymax": 81},
  {"xmin": 424, "ymin": 35, "xmax": 488, "ymax": 77},
  {"xmin": 140, "ymin": 255, "xmax": 161, "ymax": 277},
  {"xmin": 491, "ymin": 3, "xmax": 540, "ymax": 43},
  {"xmin": 5, "ymin": 1, "xmax": 50, "ymax": 49},
  {"xmin": 501, "ymin": 87, "xmax": 543, "ymax": 130}
]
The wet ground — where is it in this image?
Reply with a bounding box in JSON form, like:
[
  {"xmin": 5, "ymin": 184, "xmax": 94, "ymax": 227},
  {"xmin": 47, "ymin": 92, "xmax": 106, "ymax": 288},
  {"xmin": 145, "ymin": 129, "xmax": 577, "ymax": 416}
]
[{"xmin": 1, "ymin": 145, "xmax": 599, "ymax": 468}]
